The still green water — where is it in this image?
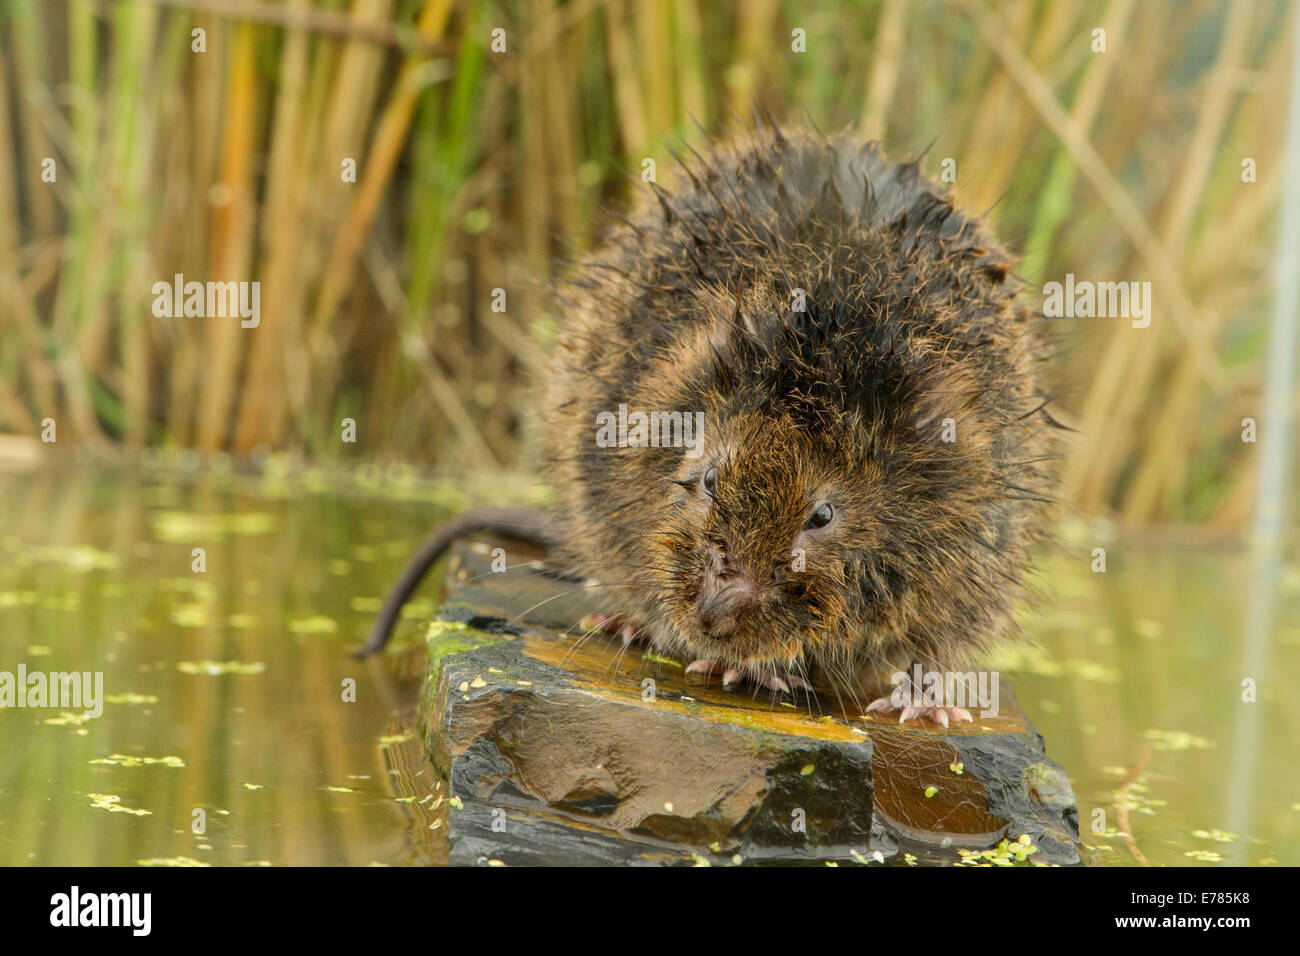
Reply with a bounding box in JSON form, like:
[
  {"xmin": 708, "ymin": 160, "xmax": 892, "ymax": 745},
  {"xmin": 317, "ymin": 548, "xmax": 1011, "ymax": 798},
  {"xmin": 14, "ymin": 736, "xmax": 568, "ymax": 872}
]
[{"xmin": 0, "ymin": 458, "xmax": 1295, "ymax": 866}]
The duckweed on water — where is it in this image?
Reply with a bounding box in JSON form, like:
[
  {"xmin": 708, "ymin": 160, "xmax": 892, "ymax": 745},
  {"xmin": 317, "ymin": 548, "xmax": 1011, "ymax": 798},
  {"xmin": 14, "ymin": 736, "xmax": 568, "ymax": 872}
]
[
  {"xmin": 91, "ymin": 754, "xmax": 186, "ymax": 768},
  {"xmin": 984, "ymin": 644, "xmax": 1119, "ymax": 683},
  {"xmin": 849, "ymin": 849, "xmax": 887, "ymax": 865},
  {"xmin": 138, "ymin": 856, "xmax": 209, "ymax": 867},
  {"xmin": 399, "ymin": 599, "xmax": 434, "ymax": 619},
  {"xmin": 25, "ymin": 544, "xmax": 120, "ymax": 571},
  {"xmin": 88, "ymin": 793, "xmax": 151, "ymax": 816},
  {"xmin": 1192, "ymin": 829, "xmax": 1238, "ymax": 842},
  {"xmin": 104, "ymin": 693, "xmax": 158, "ymax": 704},
  {"xmin": 170, "ymin": 604, "xmax": 210, "ymax": 628},
  {"xmin": 177, "ymin": 660, "xmax": 266, "ymax": 675},
  {"xmin": 7, "ymin": 463, "xmax": 1287, "ymax": 866},
  {"xmin": 1065, "ymin": 660, "xmax": 1121, "ymax": 683},
  {"xmin": 957, "ymin": 835, "xmax": 1040, "ymax": 866},
  {"xmin": 161, "ymin": 577, "xmax": 215, "ymax": 597},
  {"xmin": 1114, "ymin": 781, "xmax": 1167, "ymax": 816},
  {"xmin": 42, "ymin": 593, "xmax": 81, "ymax": 612},
  {"xmin": 44, "ymin": 712, "xmax": 95, "ymax": 727},
  {"xmin": 151, "ymin": 511, "xmax": 275, "ymax": 542},
  {"xmin": 288, "ymin": 616, "xmax": 338, "ymax": 635},
  {"xmin": 1144, "ymin": 729, "xmax": 1216, "ymax": 751},
  {"xmin": 1134, "ymin": 619, "xmax": 1163, "ymax": 639}
]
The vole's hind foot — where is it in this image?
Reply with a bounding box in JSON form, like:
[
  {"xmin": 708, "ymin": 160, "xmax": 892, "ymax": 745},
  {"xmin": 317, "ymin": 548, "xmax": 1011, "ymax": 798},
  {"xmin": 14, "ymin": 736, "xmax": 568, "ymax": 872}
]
[
  {"xmin": 685, "ymin": 658, "xmax": 810, "ymax": 695},
  {"xmin": 865, "ymin": 697, "xmax": 974, "ymax": 728}
]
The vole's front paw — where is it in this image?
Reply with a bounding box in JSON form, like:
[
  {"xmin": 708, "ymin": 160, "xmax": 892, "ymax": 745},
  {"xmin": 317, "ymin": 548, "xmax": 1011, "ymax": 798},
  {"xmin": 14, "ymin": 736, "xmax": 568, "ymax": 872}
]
[
  {"xmin": 864, "ymin": 697, "xmax": 973, "ymax": 728},
  {"xmin": 684, "ymin": 658, "xmax": 810, "ymax": 695},
  {"xmin": 579, "ymin": 611, "xmax": 647, "ymax": 646},
  {"xmin": 579, "ymin": 612, "xmax": 676, "ymax": 652}
]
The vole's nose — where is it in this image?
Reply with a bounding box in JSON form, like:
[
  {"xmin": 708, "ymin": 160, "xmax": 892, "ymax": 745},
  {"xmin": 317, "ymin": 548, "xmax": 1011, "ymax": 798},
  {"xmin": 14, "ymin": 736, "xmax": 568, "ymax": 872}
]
[{"xmin": 696, "ymin": 569, "xmax": 758, "ymax": 639}]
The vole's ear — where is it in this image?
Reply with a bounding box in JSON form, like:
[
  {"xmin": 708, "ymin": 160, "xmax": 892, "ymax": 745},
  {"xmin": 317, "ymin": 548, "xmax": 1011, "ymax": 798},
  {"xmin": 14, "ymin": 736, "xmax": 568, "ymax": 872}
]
[{"xmin": 898, "ymin": 364, "xmax": 989, "ymax": 450}]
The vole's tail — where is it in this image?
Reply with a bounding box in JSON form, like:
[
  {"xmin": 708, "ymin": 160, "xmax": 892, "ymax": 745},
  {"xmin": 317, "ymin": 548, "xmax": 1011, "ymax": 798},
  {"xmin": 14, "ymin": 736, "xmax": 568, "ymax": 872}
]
[{"xmin": 355, "ymin": 507, "xmax": 559, "ymax": 658}]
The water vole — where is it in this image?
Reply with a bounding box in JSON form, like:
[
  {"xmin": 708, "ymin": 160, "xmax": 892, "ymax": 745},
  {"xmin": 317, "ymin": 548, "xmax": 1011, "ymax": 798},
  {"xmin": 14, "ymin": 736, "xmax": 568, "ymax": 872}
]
[{"xmin": 362, "ymin": 122, "xmax": 1061, "ymax": 724}]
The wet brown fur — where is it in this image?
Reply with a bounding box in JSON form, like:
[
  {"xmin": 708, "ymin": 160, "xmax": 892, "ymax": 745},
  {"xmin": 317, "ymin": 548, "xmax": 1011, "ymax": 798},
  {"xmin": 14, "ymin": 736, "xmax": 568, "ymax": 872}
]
[{"xmin": 544, "ymin": 122, "xmax": 1060, "ymax": 701}]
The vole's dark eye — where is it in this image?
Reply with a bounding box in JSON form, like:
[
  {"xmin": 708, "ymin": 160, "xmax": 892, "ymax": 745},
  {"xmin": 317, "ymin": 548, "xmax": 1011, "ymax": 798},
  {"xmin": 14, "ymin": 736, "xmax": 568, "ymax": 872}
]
[
  {"xmin": 804, "ymin": 502, "xmax": 834, "ymax": 529},
  {"xmin": 702, "ymin": 467, "xmax": 718, "ymax": 496}
]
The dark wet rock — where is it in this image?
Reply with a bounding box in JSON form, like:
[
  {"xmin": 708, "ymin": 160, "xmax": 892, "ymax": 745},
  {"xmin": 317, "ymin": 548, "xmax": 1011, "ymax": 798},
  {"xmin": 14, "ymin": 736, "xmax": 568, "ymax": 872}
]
[{"xmin": 418, "ymin": 541, "xmax": 1080, "ymax": 866}]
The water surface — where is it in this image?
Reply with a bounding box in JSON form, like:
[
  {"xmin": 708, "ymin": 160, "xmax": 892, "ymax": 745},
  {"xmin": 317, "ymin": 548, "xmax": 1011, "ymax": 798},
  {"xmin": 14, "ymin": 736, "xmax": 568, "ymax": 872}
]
[{"xmin": 0, "ymin": 458, "xmax": 1294, "ymax": 866}]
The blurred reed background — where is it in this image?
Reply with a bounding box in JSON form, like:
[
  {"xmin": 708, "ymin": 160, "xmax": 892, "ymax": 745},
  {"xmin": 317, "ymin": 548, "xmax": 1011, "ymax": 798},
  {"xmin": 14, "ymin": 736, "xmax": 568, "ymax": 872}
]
[{"xmin": 0, "ymin": 0, "xmax": 1294, "ymax": 527}]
